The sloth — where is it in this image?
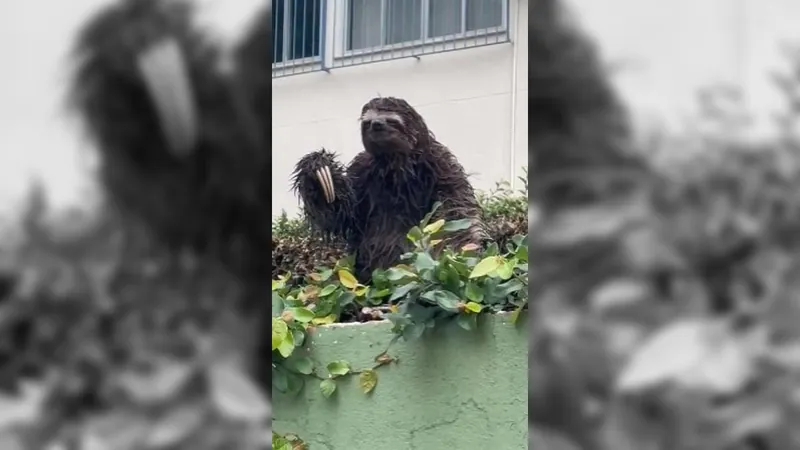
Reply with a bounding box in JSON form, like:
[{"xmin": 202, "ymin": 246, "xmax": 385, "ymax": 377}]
[{"xmin": 292, "ymin": 96, "xmax": 487, "ymax": 281}]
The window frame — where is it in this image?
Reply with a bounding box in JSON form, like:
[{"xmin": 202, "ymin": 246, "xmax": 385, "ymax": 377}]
[
  {"xmin": 333, "ymin": 0, "xmax": 509, "ymax": 60},
  {"xmin": 271, "ymin": 0, "xmax": 326, "ymax": 71}
]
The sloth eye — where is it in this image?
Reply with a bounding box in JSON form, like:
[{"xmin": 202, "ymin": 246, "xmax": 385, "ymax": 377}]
[{"xmin": 386, "ymin": 118, "xmax": 400, "ymax": 126}]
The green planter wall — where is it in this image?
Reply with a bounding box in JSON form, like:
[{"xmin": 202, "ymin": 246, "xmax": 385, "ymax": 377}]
[{"xmin": 273, "ymin": 314, "xmax": 527, "ymax": 449}]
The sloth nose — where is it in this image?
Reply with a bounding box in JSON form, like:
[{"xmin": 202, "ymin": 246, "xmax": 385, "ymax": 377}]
[{"xmin": 370, "ymin": 119, "xmax": 386, "ymax": 131}]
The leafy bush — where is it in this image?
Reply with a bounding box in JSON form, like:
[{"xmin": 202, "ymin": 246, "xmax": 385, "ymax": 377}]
[{"xmin": 271, "ymin": 202, "xmax": 528, "ymax": 398}]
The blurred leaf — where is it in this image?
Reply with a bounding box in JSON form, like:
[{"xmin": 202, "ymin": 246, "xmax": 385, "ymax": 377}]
[
  {"xmin": 81, "ymin": 412, "xmax": 150, "ymax": 450},
  {"xmin": 0, "ymin": 380, "xmax": 49, "ymax": 428},
  {"xmin": 117, "ymin": 359, "xmax": 195, "ymax": 406},
  {"xmin": 528, "ymin": 425, "xmax": 581, "ymax": 450},
  {"xmin": 616, "ymin": 318, "xmax": 755, "ymax": 395},
  {"xmin": 318, "ymin": 284, "xmax": 337, "ymax": 297},
  {"xmin": 208, "ymin": 361, "xmax": 270, "ymax": 422},
  {"xmin": 145, "ymin": 403, "xmax": 207, "ymax": 449}
]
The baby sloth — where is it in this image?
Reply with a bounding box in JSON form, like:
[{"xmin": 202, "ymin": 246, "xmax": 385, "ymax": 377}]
[{"xmin": 292, "ymin": 96, "xmax": 487, "ymax": 281}]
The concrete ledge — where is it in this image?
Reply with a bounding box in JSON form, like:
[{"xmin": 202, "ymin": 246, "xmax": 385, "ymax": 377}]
[{"xmin": 273, "ymin": 314, "xmax": 528, "ymax": 450}]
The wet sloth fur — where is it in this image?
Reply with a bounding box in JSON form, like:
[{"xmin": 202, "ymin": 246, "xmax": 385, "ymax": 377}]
[{"xmin": 293, "ymin": 97, "xmax": 487, "ymax": 281}]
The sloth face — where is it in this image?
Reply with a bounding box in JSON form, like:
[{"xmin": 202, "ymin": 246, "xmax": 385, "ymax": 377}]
[{"xmin": 360, "ymin": 108, "xmax": 412, "ymax": 155}]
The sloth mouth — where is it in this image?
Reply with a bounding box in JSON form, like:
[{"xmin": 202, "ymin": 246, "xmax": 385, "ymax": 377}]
[{"xmin": 136, "ymin": 38, "xmax": 198, "ymax": 157}]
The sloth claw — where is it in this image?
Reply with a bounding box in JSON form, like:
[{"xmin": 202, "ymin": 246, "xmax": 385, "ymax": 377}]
[{"xmin": 316, "ymin": 166, "xmax": 335, "ymax": 203}]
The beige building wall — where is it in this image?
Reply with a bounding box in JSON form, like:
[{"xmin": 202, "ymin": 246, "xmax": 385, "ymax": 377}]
[{"xmin": 271, "ymin": 0, "xmax": 529, "ymax": 216}]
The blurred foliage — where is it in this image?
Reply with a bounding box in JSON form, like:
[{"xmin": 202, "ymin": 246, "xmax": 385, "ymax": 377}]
[
  {"xmin": 0, "ymin": 187, "xmax": 270, "ymax": 449},
  {"xmin": 528, "ymin": 29, "xmax": 800, "ymax": 450}
]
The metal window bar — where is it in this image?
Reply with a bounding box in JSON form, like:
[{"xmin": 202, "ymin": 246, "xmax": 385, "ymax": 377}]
[
  {"xmin": 272, "ymin": 0, "xmax": 325, "ymax": 78},
  {"xmin": 331, "ymin": 0, "xmax": 510, "ymax": 70},
  {"xmin": 272, "ymin": 0, "xmax": 511, "ymax": 78}
]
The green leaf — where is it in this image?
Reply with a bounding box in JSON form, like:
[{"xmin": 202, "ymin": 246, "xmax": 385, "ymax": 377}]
[
  {"xmin": 320, "ymin": 379, "xmax": 337, "ymax": 398},
  {"xmin": 413, "ymin": 252, "xmax": 437, "ymax": 271},
  {"xmin": 465, "ymin": 282, "xmax": 484, "ymax": 302},
  {"xmin": 420, "ymin": 202, "xmax": 443, "ymax": 228},
  {"xmin": 326, "ymin": 360, "xmax": 351, "ymax": 377},
  {"xmin": 319, "ymin": 284, "xmax": 338, "ymax": 297},
  {"xmin": 277, "ymin": 329, "xmax": 295, "ymax": 358},
  {"xmin": 272, "ymin": 278, "xmax": 286, "ymax": 291},
  {"xmin": 311, "ymin": 314, "xmax": 336, "ymax": 325},
  {"xmin": 359, "ymin": 369, "xmax": 378, "ymax": 394},
  {"xmin": 465, "ymin": 302, "xmax": 483, "ymax": 313},
  {"xmin": 456, "ymin": 313, "xmax": 477, "ymax": 331},
  {"xmin": 273, "ymin": 433, "xmax": 291, "ymax": 450},
  {"xmin": 272, "ymin": 318, "xmax": 289, "ymax": 351},
  {"xmin": 386, "ymin": 267, "xmax": 417, "ymax": 281},
  {"xmin": 289, "ymin": 307, "xmax": 315, "ymax": 323},
  {"xmin": 402, "ymin": 322, "xmax": 426, "ymax": 340},
  {"xmin": 288, "ymin": 356, "xmax": 314, "ymax": 375},
  {"xmin": 389, "ymin": 282, "xmax": 419, "ymax": 301},
  {"xmin": 406, "ymin": 226, "xmax": 424, "ymax": 243},
  {"xmin": 421, "ymin": 290, "xmax": 461, "ymax": 312},
  {"xmin": 515, "ymin": 243, "xmax": 528, "ymax": 262},
  {"xmin": 496, "ymin": 279, "xmax": 525, "ymax": 297},
  {"xmin": 423, "ymin": 219, "xmax": 445, "ymax": 234},
  {"xmin": 335, "ymin": 291, "xmax": 355, "ymax": 308},
  {"xmin": 469, "ymin": 256, "xmax": 503, "ymax": 278},
  {"xmin": 442, "ymin": 218, "xmax": 473, "ymax": 232},
  {"xmin": 371, "ymin": 288, "xmax": 392, "ymax": 299}
]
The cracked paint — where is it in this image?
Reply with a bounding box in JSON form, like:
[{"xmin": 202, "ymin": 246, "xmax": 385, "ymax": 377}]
[{"xmin": 273, "ymin": 314, "xmax": 527, "ymax": 449}]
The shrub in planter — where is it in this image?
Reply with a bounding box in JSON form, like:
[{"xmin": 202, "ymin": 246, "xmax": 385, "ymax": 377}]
[{"xmin": 271, "ymin": 203, "xmax": 528, "ymax": 398}]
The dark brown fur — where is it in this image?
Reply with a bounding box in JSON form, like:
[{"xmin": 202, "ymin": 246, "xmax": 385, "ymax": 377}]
[{"xmin": 293, "ymin": 97, "xmax": 486, "ymax": 281}]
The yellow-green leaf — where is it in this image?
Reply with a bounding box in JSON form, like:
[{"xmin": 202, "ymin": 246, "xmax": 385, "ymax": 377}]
[
  {"xmin": 338, "ymin": 270, "xmax": 358, "ymax": 289},
  {"xmin": 311, "ymin": 314, "xmax": 336, "ymax": 325},
  {"xmin": 465, "ymin": 302, "xmax": 483, "ymax": 313},
  {"xmin": 495, "ymin": 260, "xmax": 515, "ymax": 280},
  {"xmin": 290, "ymin": 307, "xmax": 315, "ymax": 323},
  {"xmin": 272, "ymin": 318, "xmax": 288, "ymax": 351},
  {"xmin": 277, "ymin": 329, "xmax": 295, "ymax": 358},
  {"xmin": 510, "ymin": 307, "xmax": 522, "ymax": 324},
  {"xmin": 272, "ymin": 278, "xmax": 286, "ymax": 291},
  {"xmin": 359, "ymin": 369, "xmax": 378, "ymax": 394},
  {"xmin": 469, "ymin": 256, "xmax": 503, "ymax": 278},
  {"xmin": 423, "ymin": 219, "xmax": 445, "ymax": 234},
  {"xmin": 354, "ymin": 286, "xmax": 370, "ymax": 297},
  {"xmin": 320, "ymin": 379, "xmax": 336, "ymax": 398}
]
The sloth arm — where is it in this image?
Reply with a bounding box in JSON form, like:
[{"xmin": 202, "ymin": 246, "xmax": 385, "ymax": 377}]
[
  {"xmin": 426, "ymin": 147, "xmax": 488, "ymax": 249},
  {"xmin": 292, "ymin": 150, "xmax": 359, "ymax": 241}
]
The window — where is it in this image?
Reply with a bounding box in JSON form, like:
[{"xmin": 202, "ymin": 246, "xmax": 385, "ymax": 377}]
[
  {"xmin": 346, "ymin": 0, "xmax": 505, "ymax": 51},
  {"xmin": 272, "ymin": 0, "xmax": 324, "ymax": 65}
]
